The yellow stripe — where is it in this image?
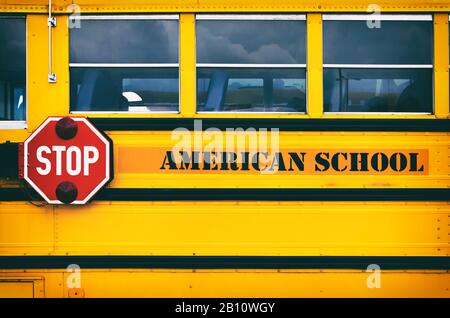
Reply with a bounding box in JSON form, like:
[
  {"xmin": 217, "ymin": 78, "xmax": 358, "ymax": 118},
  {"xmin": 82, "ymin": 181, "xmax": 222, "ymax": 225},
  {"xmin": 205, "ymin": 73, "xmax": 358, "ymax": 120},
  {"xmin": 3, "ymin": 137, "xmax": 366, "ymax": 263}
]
[
  {"xmin": 2, "ymin": 1, "xmax": 450, "ymax": 13},
  {"xmin": 0, "ymin": 201, "xmax": 448, "ymax": 256},
  {"xmin": 0, "ymin": 269, "xmax": 449, "ymax": 298}
]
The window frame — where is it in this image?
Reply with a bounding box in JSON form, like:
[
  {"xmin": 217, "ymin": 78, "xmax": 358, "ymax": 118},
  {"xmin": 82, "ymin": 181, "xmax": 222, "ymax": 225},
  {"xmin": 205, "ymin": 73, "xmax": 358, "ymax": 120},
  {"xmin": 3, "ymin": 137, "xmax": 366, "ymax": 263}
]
[
  {"xmin": 68, "ymin": 14, "xmax": 181, "ymax": 115},
  {"xmin": 0, "ymin": 15, "xmax": 27, "ymax": 130},
  {"xmin": 195, "ymin": 14, "xmax": 308, "ymax": 114},
  {"xmin": 322, "ymin": 13, "xmax": 434, "ymax": 115}
]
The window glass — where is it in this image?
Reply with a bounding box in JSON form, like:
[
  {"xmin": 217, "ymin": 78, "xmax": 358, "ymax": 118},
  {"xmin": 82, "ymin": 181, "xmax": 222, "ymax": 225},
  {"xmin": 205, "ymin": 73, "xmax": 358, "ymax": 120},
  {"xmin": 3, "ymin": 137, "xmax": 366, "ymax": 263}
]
[
  {"xmin": 70, "ymin": 68, "xmax": 179, "ymax": 112},
  {"xmin": 70, "ymin": 19, "xmax": 178, "ymax": 64},
  {"xmin": 70, "ymin": 17, "xmax": 179, "ymax": 112},
  {"xmin": 323, "ymin": 68, "xmax": 432, "ymax": 113},
  {"xmin": 323, "ymin": 20, "xmax": 433, "ymax": 65},
  {"xmin": 197, "ymin": 68, "xmax": 306, "ymax": 112},
  {"xmin": 0, "ymin": 17, "xmax": 26, "ymax": 121},
  {"xmin": 196, "ymin": 16, "xmax": 306, "ymax": 113},
  {"xmin": 323, "ymin": 16, "xmax": 433, "ymax": 113},
  {"xmin": 197, "ymin": 19, "xmax": 306, "ymax": 64}
]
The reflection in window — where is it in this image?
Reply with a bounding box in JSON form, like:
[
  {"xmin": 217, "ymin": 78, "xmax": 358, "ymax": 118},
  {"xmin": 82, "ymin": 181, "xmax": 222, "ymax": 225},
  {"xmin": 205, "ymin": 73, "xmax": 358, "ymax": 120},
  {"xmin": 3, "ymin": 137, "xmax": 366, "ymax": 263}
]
[
  {"xmin": 323, "ymin": 20, "xmax": 433, "ymax": 65},
  {"xmin": 70, "ymin": 16, "xmax": 179, "ymax": 112},
  {"xmin": 70, "ymin": 68, "xmax": 179, "ymax": 112},
  {"xmin": 197, "ymin": 19, "xmax": 306, "ymax": 64},
  {"xmin": 198, "ymin": 68, "xmax": 306, "ymax": 112},
  {"xmin": 196, "ymin": 15, "xmax": 306, "ymax": 113},
  {"xmin": 70, "ymin": 19, "xmax": 178, "ymax": 64},
  {"xmin": 324, "ymin": 69, "xmax": 432, "ymax": 113},
  {"xmin": 323, "ymin": 15, "xmax": 433, "ymax": 113},
  {"xmin": 0, "ymin": 17, "xmax": 26, "ymax": 121}
]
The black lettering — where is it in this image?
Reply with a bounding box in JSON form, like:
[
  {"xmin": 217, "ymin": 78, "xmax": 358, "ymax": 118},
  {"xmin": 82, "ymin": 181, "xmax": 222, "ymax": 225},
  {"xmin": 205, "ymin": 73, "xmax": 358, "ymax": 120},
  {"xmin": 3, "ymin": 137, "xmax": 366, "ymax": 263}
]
[
  {"xmin": 371, "ymin": 152, "xmax": 389, "ymax": 172},
  {"xmin": 350, "ymin": 153, "xmax": 369, "ymax": 171},
  {"xmin": 241, "ymin": 152, "xmax": 250, "ymax": 171},
  {"xmin": 251, "ymin": 152, "xmax": 268, "ymax": 171},
  {"xmin": 331, "ymin": 152, "xmax": 348, "ymax": 172},
  {"xmin": 288, "ymin": 152, "xmax": 306, "ymax": 171},
  {"xmin": 390, "ymin": 153, "xmax": 407, "ymax": 172},
  {"xmin": 409, "ymin": 153, "xmax": 424, "ymax": 172},
  {"xmin": 220, "ymin": 152, "xmax": 229, "ymax": 171},
  {"xmin": 160, "ymin": 151, "xmax": 178, "ymax": 170},
  {"xmin": 268, "ymin": 152, "xmax": 287, "ymax": 171},
  {"xmin": 203, "ymin": 152, "xmax": 218, "ymax": 170},
  {"xmin": 315, "ymin": 152, "xmax": 330, "ymax": 171},
  {"xmin": 178, "ymin": 151, "xmax": 200, "ymax": 170}
]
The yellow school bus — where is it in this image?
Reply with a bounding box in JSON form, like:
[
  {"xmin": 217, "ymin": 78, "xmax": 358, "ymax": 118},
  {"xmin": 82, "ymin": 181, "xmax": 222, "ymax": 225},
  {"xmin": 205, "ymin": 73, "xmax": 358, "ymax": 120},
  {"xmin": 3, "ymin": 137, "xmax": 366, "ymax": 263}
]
[{"xmin": 0, "ymin": 0, "xmax": 449, "ymax": 298}]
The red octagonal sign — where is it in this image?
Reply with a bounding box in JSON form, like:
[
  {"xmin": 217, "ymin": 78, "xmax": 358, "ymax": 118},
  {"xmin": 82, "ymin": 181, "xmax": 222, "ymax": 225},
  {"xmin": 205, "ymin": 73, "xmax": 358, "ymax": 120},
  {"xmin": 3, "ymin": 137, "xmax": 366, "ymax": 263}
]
[{"xmin": 23, "ymin": 117, "xmax": 112, "ymax": 204}]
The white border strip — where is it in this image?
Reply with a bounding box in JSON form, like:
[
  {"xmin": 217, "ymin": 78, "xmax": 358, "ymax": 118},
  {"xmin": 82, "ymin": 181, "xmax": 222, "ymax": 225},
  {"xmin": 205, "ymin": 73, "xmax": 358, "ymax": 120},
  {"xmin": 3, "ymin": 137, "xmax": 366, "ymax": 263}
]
[
  {"xmin": 197, "ymin": 63, "xmax": 307, "ymax": 68},
  {"xmin": 196, "ymin": 14, "xmax": 306, "ymax": 20},
  {"xmin": 72, "ymin": 15, "xmax": 179, "ymax": 20},
  {"xmin": 323, "ymin": 64, "xmax": 433, "ymax": 69},
  {"xmin": 323, "ymin": 14, "xmax": 432, "ymax": 21},
  {"xmin": 69, "ymin": 63, "xmax": 179, "ymax": 68},
  {"xmin": 0, "ymin": 121, "xmax": 27, "ymax": 130}
]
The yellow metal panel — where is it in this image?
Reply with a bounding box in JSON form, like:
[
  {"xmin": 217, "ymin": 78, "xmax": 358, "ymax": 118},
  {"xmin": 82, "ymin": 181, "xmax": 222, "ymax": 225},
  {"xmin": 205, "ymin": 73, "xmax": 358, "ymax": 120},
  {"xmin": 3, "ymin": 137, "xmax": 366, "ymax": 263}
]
[
  {"xmin": 0, "ymin": 269, "xmax": 448, "ymax": 298},
  {"xmin": 180, "ymin": 14, "xmax": 196, "ymax": 117},
  {"xmin": 0, "ymin": 281, "xmax": 34, "ymax": 298},
  {"xmin": 0, "ymin": 203, "xmax": 54, "ymax": 254},
  {"xmin": 0, "ymin": 277, "xmax": 44, "ymax": 298},
  {"xmin": 3, "ymin": 1, "xmax": 450, "ymax": 13},
  {"xmin": 1, "ymin": 201, "xmax": 447, "ymax": 256},
  {"xmin": 3, "ymin": 0, "xmax": 450, "ymax": 13},
  {"xmin": 307, "ymin": 14, "xmax": 323, "ymax": 117},
  {"xmin": 62, "ymin": 270, "xmax": 450, "ymax": 298},
  {"xmin": 434, "ymin": 14, "xmax": 450, "ymax": 118},
  {"xmin": 110, "ymin": 132, "xmax": 449, "ymax": 188},
  {"xmin": 0, "ymin": 274, "xmax": 61, "ymax": 298},
  {"xmin": 27, "ymin": 15, "xmax": 69, "ymax": 132}
]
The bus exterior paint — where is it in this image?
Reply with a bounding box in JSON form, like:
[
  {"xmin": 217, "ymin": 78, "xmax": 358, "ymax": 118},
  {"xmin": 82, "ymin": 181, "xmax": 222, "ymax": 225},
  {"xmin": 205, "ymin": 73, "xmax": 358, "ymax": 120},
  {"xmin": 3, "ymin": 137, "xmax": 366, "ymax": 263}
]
[{"xmin": 0, "ymin": 0, "xmax": 449, "ymax": 298}]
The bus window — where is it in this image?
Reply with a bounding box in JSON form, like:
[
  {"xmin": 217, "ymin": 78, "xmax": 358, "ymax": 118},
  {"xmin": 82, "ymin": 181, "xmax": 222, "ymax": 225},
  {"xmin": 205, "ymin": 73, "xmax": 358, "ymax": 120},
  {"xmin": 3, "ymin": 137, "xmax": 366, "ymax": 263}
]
[
  {"xmin": 196, "ymin": 15, "xmax": 306, "ymax": 113},
  {"xmin": 69, "ymin": 16, "xmax": 179, "ymax": 113},
  {"xmin": 0, "ymin": 16, "xmax": 26, "ymax": 123},
  {"xmin": 323, "ymin": 15, "xmax": 433, "ymax": 113},
  {"xmin": 197, "ymin": 68, "xmax": 306, "ymax": 112}
]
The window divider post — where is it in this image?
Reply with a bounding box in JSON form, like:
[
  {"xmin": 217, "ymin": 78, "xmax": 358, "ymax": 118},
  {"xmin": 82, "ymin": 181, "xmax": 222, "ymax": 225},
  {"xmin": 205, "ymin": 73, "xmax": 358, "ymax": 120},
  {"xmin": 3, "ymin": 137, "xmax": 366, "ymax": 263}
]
[
  {"xmin": 180, "ymin": 13, "xmax": 197, "ymax": 117},
  {"xmin": 306, "ymin": 13, "xmax": 323, "ymax": 117},
  {"xmin": 433, "ymin": 13, "xmax": 449, "ymax": 118}
]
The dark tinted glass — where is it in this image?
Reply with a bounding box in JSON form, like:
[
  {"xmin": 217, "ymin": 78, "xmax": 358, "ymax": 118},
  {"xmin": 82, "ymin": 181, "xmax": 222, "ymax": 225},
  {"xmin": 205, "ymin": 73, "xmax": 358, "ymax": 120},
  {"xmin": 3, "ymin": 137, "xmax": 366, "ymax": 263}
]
[
  {"xmin": 197, "ymin": 19, "xmax": 306, "ymax": 64},
  {"xmin": 70, "ymin": 19, "xmax": 179, "ymax": 63},
  {"xmin": 197, "ymin": 68, "xmax": 306, "ymax": 112},
  {"xmin": 70, "ymin": 68, "xmax": 179, "ymax": 112},
  {"xmin": 0, "ymin": 17, "xmax": 26, "ymax": 121},
  {"xmin": 323, "ymin": 20, "xmax": 433, "ymax": 64},
  {"xmin": 323, "ymin": 68, "xmax": 432, "ymax": 112}
]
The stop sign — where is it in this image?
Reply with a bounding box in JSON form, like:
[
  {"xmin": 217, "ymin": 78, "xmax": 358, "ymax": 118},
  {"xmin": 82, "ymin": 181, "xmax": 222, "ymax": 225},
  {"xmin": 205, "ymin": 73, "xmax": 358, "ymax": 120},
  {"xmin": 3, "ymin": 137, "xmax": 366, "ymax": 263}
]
[{"xmin": 23, "ymin": 117, "xmax": 112, "ymax": 204}]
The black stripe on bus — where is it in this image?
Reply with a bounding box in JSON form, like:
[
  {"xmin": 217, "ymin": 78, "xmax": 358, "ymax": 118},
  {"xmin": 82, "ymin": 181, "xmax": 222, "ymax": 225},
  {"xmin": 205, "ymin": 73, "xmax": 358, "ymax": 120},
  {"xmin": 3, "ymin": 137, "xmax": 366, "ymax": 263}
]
[
  {"xmin": 0, "ymin": 256, "xmax": 448, "ymax": 270},
  {"xmin": 1, "ymin": 188, "xmax": 449, "ymax": 201},
  {"xmin": 89, "ymin": 118, "xmax": 450, "ymax": 132}
]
